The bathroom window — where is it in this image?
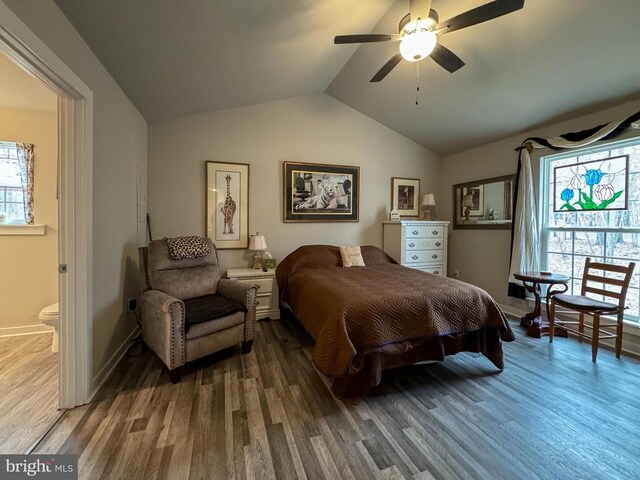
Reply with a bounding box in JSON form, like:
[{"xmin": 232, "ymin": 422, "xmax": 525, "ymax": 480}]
[{"xmin": 0, "ymin": 141, "xmax": 34, "ymax": 225}]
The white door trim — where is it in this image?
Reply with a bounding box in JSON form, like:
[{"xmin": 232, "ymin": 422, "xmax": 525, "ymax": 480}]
[{"xmin": 0, "ymin": 1, "xmax": 93, "ymax": 408}]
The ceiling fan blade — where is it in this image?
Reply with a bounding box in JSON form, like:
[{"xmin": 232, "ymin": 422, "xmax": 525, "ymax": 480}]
[
  {"xmin": 437, "ymin": 0, "xmax": 524, "ymax": 34},
  {"xmin": 370, "ymin": 53, "xmax": 403, "ymax": 82},
  {"xmin": 430, "ymin": 44, "xmax": 465, "ymax": 73},
  {"xmin": 334, "ymin": 34, "xmax": 401, "ymax": 44},
  {"xmin": 410, "ymin": 0, "xmax": 432, "ymax": 23}
]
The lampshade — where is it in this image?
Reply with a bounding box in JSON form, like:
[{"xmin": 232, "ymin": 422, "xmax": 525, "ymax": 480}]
[
  {"xmin": 461, "ymin": 193, "xmax": 475, "ymax": 208},
  {"xmin": 399, "ymin": 30, "xmax": 437, "ymax": 62},
  {"xmin": 248, "ymin": 233, "xmax": 267, "ymax": 251},
  {"xmin": 421, "ymin": 193, "xmax": 436, "ymax": 207}
]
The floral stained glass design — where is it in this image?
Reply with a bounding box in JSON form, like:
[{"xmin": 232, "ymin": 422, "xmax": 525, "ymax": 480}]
[{"xmin": 553, "ymin": 155, "xmax": 628, "ymax": 212}]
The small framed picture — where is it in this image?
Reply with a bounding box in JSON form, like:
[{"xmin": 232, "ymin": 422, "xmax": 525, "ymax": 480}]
[
  {"xmin": 391, "ymin": 177, "xmax": 420, "ymax": 217},
  {"xmin": 205, "ymin": 161, "xmax": 250, "ymax": 249}
]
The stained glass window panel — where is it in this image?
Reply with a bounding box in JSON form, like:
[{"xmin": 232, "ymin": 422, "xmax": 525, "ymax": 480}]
[{"xmin": 553, "ymin": 155, "xmax": 628, "ymax": 212}]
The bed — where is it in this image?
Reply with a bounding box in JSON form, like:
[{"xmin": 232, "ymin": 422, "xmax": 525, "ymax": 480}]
[{"xmin": 276, "ymin": 244, "xmax": 514, "ymax": 398}]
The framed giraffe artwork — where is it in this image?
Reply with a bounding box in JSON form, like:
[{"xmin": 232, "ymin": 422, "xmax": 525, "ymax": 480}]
[
  {"xmin": 283, "ymin": 161, "xmax": 359, "ymax": 222},
  {"xmin": 205, "ymin": 161, "xmax": 250, "ymax": 249}
]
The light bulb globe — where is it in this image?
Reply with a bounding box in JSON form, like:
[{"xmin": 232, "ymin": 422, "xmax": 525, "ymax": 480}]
[{"xmin": 399, "ymin": 30, "xmax": 437, "ymax": 62}]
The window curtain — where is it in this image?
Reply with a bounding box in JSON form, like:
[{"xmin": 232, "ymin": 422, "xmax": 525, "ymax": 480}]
[
  {"xmin": 508, "ymin": 110, "xmax": 640, "ymax": 298},
  {"xmin": 16, "ymin": 143, "xmax": 34, "ymax": 225}
]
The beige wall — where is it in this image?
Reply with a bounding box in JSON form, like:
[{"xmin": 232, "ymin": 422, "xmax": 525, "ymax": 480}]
[
  {"xmin": 0, "ymin": 107, "xmax": 58, "ymax": 329},
  {"xmin": 2, "ymin": 0, "xmax": 148, "ymax": 380},
  {"xmin": 149, "ymin": 93, "xmax": 442, "ymax": 273},
  {"xmin": 442, "ymin": 98, "xmax": 640, "ymax": 309}
]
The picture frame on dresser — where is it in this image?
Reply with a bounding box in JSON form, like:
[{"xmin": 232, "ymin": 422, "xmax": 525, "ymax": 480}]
[
  {"xmin": 391, "ymin": 177, "xmax": 421, "ymax": 217},
  {"xmin": 205, "ymin": 161, "xmax": 250, "ymax": 249},
  {"xmin": 283, "ymin": 161, "xmax": 359, "ymax": 223}
]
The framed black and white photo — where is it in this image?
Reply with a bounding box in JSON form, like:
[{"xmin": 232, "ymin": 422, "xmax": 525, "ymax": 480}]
[
  {"xmin": 283, "ymin": 161, "xmax": 359, "ymax": 223},
  {"xmin": 205, "ymin": 161, "xmax": 249, "ymax": 249},
  {"xmin": 391, "ymin": 177, "xmax": 420, "ymax": 217}
]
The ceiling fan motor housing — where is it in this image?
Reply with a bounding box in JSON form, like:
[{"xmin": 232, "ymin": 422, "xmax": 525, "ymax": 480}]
[{"xmin": 398, "ymin": 9, "xmax": 439, "ymax": 34}]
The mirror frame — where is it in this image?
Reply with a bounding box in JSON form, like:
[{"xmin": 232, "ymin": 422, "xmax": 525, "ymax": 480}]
[{"xmin": 452, "ymin": 174, "xmax": 516, "ymax": 230}]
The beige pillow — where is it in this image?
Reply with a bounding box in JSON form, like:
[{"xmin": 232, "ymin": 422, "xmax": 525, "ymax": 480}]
[{"xmin": 339, "ymin": 245, "xmax": 365, "ymax": 267}]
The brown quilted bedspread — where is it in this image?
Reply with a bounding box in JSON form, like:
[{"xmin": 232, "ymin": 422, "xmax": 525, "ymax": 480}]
[{"xmin": 277, "ymin": 245, "xmax": 514, "ymax": 382}]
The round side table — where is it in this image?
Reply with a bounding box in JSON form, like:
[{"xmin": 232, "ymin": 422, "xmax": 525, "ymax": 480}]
[{"xmin": 514, "ymin": 271, "xmax": 570, "ymax": 338}]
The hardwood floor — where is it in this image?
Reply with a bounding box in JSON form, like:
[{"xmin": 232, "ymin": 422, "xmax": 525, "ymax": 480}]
[
  {"xmin": 0, "ymin": 333, "xmax": 60, "ymax": 453},
  {"xmin": 34, "ymin": 318, "xmax": 640, "ymax": 480}
]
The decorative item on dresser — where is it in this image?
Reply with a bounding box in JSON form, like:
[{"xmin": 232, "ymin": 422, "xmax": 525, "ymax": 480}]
[
  {"xmin": 227, "ymin": 268, "xmax": 280, "ymax": 320},
  {"xmin": 383, "ymin": 220, "xmax": 449, "ymax": 276},
  {"xmin": 421, "ymin": 192, "xmax": 436, "ymax": 220}
]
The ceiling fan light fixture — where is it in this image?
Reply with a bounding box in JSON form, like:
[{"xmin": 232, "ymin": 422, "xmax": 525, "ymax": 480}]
[{"xmin": 399, "ymin": 30, "xmax": 436, "ymax": 62}]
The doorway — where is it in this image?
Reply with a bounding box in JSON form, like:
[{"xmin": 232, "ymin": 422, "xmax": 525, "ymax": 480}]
[
  {"xmin": 0, "ymin": 2, "xmax": 93, "ymax": 412},
  {"xmin": 0, "ymin": 53, "xmax": 60, "ymax": 452}
]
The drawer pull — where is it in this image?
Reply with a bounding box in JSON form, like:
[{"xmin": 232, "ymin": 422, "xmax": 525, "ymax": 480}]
[
  {"xmin": 412, "ymin": 230, "xmax": 419, "ymax": 235},
  {"xmin": 409, "ymin": 242, "xmax": 415, "ymax": 247},
  {"xmin": 435, "ymin": 242, "xmax": 441, "ymax": 247},
  {"xmin": 432, "ymin": 254, "xmax": 438, "ymax": 259},
  {"xmin": 434, "ymin": 270, "xmax": 439, "ymax": 275},
  {"xmin": 412, "ymin": 255, "xmax": 418, "ymax": 260},
  {"xmin": 432, "ymin": 230, "xmax": 439, "ymax": 235}
]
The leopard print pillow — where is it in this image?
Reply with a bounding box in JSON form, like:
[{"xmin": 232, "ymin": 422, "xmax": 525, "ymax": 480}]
[
  {"xmin": 165, "ymin": 236, "xmax": 211, "ymax": 260},
  {"xmin": 339, "ymin": 245, "xmax": 365, "ymax": 268}
]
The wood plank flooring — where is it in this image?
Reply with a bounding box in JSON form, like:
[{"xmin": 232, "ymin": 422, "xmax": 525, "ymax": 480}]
[
  {"xmin": 34, "ymin": 318, "xmax": 640, "ymax": 479},
  {"xmin": 0, "ymin": 333, "xmax": 60, "ymax": 453}
]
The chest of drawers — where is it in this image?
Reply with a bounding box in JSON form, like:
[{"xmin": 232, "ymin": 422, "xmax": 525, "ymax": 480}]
[{"xmin": 383, "ymin": 221, "xmax": 449, "ymax": 276}]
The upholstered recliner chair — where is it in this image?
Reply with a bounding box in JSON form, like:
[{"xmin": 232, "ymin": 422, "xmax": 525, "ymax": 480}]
[{"xmin": 139, "ymin": 238, "xmax": 257, "ymax": 382}]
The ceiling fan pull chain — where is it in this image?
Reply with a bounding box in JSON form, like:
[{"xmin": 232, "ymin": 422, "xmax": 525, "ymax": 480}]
[{"xmin": 415, "ymin": 62, "xmax": 420, "ymax": 105}]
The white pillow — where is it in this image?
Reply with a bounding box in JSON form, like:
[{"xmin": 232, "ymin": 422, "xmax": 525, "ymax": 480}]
[{"xmin": 339, "ymin": 245, "xmax": 365, "ymax": 267}]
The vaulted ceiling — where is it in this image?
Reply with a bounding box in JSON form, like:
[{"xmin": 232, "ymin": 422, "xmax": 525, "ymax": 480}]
[{"xmin": 54, "ymin": 0, "xmax": 640, "ymax": 155}]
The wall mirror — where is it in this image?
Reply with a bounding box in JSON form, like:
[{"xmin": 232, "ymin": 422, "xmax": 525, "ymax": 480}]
[{"xmin": 453, "ymin": 174, "xmax": 516, "ymax": 229}]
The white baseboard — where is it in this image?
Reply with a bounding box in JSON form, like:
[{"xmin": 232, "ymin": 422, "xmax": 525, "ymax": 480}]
[
  {"xmin": 0, "ymin": 323, "xmax": 54, "ymax": 338},
  {"xmin": 89, "ymin": 326, "xmax": 140, "ymax": 402},
  {"xmin": 498, "ymin": 302, "xmax": 640, "ymax": 359}
]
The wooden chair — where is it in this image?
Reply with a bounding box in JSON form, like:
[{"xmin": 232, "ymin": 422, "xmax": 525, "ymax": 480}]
[{"xmin": 549, "ymin": 257, "xmax": 635, "ymax": 362}]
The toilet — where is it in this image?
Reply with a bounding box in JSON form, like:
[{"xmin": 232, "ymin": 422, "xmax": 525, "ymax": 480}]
[{"xmin": 39, "ymin": 303, "xmax": 59, "ymax": 353}]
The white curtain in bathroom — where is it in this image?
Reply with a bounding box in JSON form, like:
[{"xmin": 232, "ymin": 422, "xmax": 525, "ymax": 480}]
[{"xmin": 16, "ymin": 142, "xmax": 34, "ymax": 225}]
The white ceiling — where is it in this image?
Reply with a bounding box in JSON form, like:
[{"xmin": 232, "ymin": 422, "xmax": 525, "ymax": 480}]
[
  {"xmin": 53, "ymin": 0, "xmax": 394, "ymax": 121},
  {"xmin": 54, "ymin": 0, "xmax": 640, "ymax": 155},
  {"xmin": 328, "ymin": 0, "xmax": 640, "ymax": 154},
  {"xmin": 0, "ymin": 54, "xmax": 57, "ymax": 112}
]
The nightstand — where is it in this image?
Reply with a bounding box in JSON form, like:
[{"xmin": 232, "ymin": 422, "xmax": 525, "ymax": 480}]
[{"xmin": 226, "ymin": 268, "xmax": 280, "ymax": 320}]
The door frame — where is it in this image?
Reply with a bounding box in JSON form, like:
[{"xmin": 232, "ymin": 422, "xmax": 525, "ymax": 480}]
[{"xmin": 0, "ymin": 2, "xmax": 93, "ymax": 408}]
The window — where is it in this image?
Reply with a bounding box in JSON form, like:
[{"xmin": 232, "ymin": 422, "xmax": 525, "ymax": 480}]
[
  {"xmin": 541, "ymin": 137, "xmax": 640, "ymax": 324},
  {"xmin": 0, "ymin": 141, "xmax": 35, "ymax": 225}
]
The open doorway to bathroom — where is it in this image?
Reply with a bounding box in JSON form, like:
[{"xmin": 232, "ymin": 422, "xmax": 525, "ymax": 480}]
[{"xmin": 0, "ymin": 52, "xmax": 62, "ymax": 453}]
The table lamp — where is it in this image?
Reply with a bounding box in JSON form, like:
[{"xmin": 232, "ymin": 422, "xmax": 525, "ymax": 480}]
[
  {"xmin": 421, "ymin": 193, "xmax": 436, "ymax": 220},
  {"xmin": 461, "ymin": 193, "xmax": 474, "ymax": 222},
  {"xmin": 248, "ymin": 233, "xmax": 267, "ymax": 269}
]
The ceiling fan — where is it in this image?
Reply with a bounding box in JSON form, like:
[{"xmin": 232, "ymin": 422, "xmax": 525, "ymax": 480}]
[{"xmin": 334, "ymin": 0, "xmax": 525, "ymax": 82}]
